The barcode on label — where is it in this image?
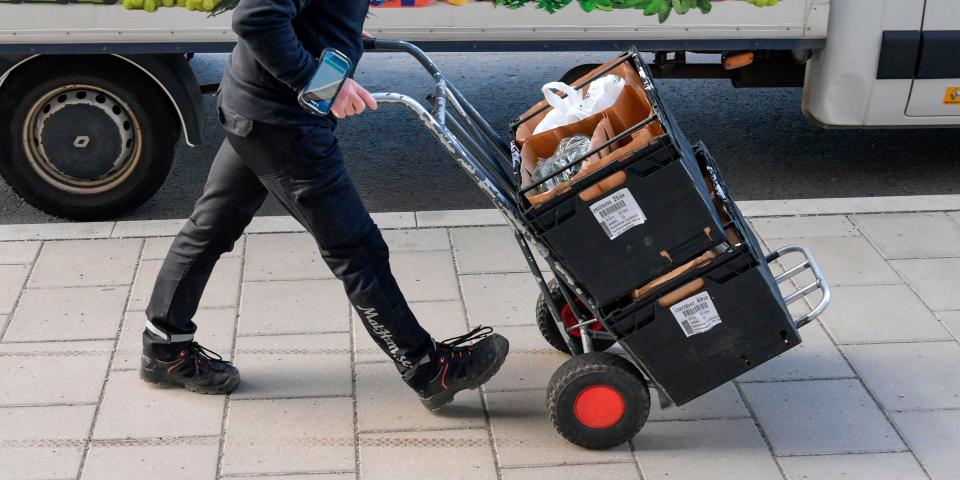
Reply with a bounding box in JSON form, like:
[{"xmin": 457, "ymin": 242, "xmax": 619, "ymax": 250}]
[
  {"xmin": 679, "ymin": 319, "xmax": 694, "ymax": 336},
  {"xmin": 588, "ymin": 189, "xmax": 647, "ymax": 240},
  {"xmin": 596, "ymin": 200, "xmax": 627, "ymax": 219},
  {"xmin": 680, "ymin": 302, "xmax": 709, "ymax": 318},
  {"xmin": 669, "ymin": 291, "xmax": 722, "ymax": 338}
]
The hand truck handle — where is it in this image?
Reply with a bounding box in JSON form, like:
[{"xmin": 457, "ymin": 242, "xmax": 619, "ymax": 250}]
[
  {"xmin": 765, "ymin": 244, "xmax": 831, "ymax": 329},
  {"xmin": 360, "ymin": 38, "xmax": 518, "ymax": 202}
]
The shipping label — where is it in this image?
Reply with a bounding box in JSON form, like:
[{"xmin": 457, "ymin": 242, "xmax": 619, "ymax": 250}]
[
  {"xmin": 669, "ymin": 291, "xmax": 722, "ymax": 338},
  {"xmin": 589, "ymin": 188, "xmax": 646, "ymax": 240}
]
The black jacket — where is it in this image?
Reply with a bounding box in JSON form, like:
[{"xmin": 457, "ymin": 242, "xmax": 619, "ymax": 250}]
[{"xmin": 220, "ymin": 0, "xmax": 369, "ymax": 126}]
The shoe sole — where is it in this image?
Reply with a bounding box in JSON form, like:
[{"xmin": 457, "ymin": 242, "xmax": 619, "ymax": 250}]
[
  {"xmin": 139, "ymin": 367, "xmax": 240, "ymax": 395},
  {"xmin": 420, "ymin": 336, "xmax": 510, "ymax": 411}
]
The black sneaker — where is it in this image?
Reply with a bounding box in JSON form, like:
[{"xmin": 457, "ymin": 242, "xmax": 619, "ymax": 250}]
[
  {"xmin": 408, "ymin": 326, "xmax": 509, "ymax": 411},
  {"xmin": 140, "ymin": 342, "xmax": 240, "ymax": 395}
]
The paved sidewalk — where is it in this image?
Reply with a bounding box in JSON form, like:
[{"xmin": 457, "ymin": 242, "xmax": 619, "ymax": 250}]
[{"xmin": 1, "ymin": 197, "xmax": 960, "ymax": 480}]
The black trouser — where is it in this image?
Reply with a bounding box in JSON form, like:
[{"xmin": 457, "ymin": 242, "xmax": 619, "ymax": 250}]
[{"xmin": 143, "ymin": 112, "xmax": 434, "ymax": 372}]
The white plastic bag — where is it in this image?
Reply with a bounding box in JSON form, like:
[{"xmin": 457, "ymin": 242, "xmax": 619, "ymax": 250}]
[{"xmin": 532, "ymin": 75, "xmax": 625, "ymax": 135}]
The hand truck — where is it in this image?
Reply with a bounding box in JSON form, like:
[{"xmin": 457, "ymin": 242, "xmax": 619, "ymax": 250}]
[{"xmin": 363, "ymin": 38, "xmax": 831, "ymax": 450}]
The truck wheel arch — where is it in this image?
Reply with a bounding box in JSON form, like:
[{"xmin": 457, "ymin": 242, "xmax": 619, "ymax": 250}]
[{"xmin": 0, "ymin": 53, "xmax": 206, "ymax": 147}]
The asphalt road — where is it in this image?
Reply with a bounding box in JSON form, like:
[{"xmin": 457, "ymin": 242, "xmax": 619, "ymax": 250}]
[{"xmin": 1, "ymin": 51, "xmax": 957, "ymax": 224}]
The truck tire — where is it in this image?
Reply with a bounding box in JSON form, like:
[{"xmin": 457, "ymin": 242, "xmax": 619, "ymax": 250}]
[
  {"xmin": 0, "ymin": 57, "xmax": 178, "ymax": 220},
  {"xmin": 560, "ymin": 63, "xmax": 602, "ymax": 86}
]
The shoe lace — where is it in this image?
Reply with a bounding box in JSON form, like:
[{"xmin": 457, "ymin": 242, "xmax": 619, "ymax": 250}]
[
  {"xmin": 185, "ymin": 342, "xmax": 230, "ymax": 373},
  {"xmin": 438, "ymin": 326, "xmax": 492, "ymax": 353}
]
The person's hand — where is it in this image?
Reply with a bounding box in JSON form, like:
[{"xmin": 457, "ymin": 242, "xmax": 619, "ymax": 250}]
[
  {"xmin": 362, "ymin": 30, "xmax": 374, "ymax": 38},
  {"xmin": 331, "ymin": 78, "xmax": 378, "ymax": 119}
]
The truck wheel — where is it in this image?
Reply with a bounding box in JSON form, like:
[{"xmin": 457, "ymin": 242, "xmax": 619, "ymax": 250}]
[
  {"xmin": 547, "ymin": 352, "xmax": 650, "ymax": 450},
  {"xmin": 0, "ymin": 58, "xmax": 177, "ymax": 220},
  {"xmin": 536, "ymin": 279, "xmax": 617, "ymax": 355},
  {"xmin": 560, "ymin": 63, "xmax": 602, "ymax": 86}
]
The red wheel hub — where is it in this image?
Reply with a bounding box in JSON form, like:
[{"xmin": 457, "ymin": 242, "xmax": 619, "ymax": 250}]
[
  {"xmin": 573, "ymin": 385, "xmax": 625, "ymax": 429},
  {"xmin": 560, "ymin": 302, "xmax": 603, "ymax": 338}
]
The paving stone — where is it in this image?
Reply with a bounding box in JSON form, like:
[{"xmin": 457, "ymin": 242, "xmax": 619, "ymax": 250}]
[
  {"xmin": 390, "ymin": 251, "xmax": 460, "ymax": 301},
  {"xmin": 649, "ymin": 382, "xmax": 749, "ymax": 421},
  {"xmin": 0, "ymin": 222, "xmax": 113, "ymax": 242},
  {"xmin": 232, "ymin": 333, "xmax": 351, "ymax": 400},
  {"xmin": 371, "ymin": 211, "xmax": 417, "ymax": 229},
  {"xmin": 111, "ymin": 219, "xmax": 187, "ymax": 238},
  {"xmin": 852, "ymin": 212, "xmax": 960, "ymax": 259},
  {"xmin": 938, "ymin": 310, "xmax": 960, "ymax": 339},
  {"xmin": 29, "ymin": 238, "xmax": 141, "ymax": 288},
  {"xmin": 244, "ymin": 233, "xmax": 333, "ymax": 281},
  {"xmin": 114, "ymin": 309, "xmax": 236, "ymax": 370},
  {"xmin": 633, "ymin": 418, "xmax": 781, "ymax": 480},
  {"xmin": 740, "ymin": 379, "xmax": 903, "ymax": 455},
  {"xmin": 738, "ymin": 321, "xmax": 853, "ymax": 382},
  {"xmin": 500, "ymin": 463, "xmax": 640, "ymax": 480},
  {"xmin": 129, "ymin": 257, "xmax": 241, "ymax": 311},
  {"xmin": 82, "ymin": 439, "xmax": 220, "ymax": 480},
  {"xmin": 0, "ymin": 241, "xmax": 41, "ymax": 264},
  {"xmin": 891, "ymin": 410, "xmax": 960, "ymax": 480},
  {"xmin": 890, "ymin": 258, "xmax": 960, "ymax": 311},
  {"xmin": 451, "ymin": 226, "xmax": 545, "ymax": 274},
  {"xmin": 417, "ymin": 209, "xmax": 507, "ymax": 227},
  {"xmin": 0, "ymin": 315, "xmax": 7, "ymax": 335},
  {"xmin": 778, "ymin": 452, "xmax": 927, "ymax": 480},
  {"xmin": 360, "ymin": 429, "xmax": 495, "ymax": 480},
  {"xmin": 239, "ymin": 279, "xmax": 349, "ymax": 335},
  {"xmin": 767, "ymin": 236, "xmax": 900, "ymax": 286},
  {"xmin": 0, "ymin": 264, "xmax": 30, "ymax": 315},
  {"xmin": 0, "ymin": 405, "xmax": 95, "ymax": 480},
  {"xmin": 353, "ymin": 300, "xmax": 468, "ymax": 363},
  {"xmin": 822, "ymin": 284, "xmax": 951, "ymax": 344},
  {"xmin": 356, "ymin": 361, "xmax": 485, "ymax": 431},
  {"xmin": 461, "ymin": 273, "xmax": 540, "ymax": 327},
  {"xmin": 482, "ymin": 324, "xmax": 567, "ymax": 392},
  {"xmin": 222, "ymin": 397, "xmax": 355, "ymax": 476},
  {"xmin": 93, "ymin": 370, "xmax": 224, "ymax": 439},
  {"xmin": 843, "ymin": 341, "xmax": 960, "ymax": 411},
  {"xmin": 0, "ymin": 340, "xmax": 112, "ymax": 405},
  {"xmin": 3, "ymin": 286, "xmax": 128, "ymax": 342},
  {"xmin": 486, "ymin": 390, "xmax": 633, "ymax": 467},
  {"xmin": 246, "ymin": 215, "xmax": 306, "ymax": 234},
  {"xmin": 381, "ymin": 228, "xmax": 449, "ymax": 252},
  {"xmin": 222, "ymin": 475, "xmax": 354, "ymax": 480},
  {"xmin": 751, "ymin": 215, "xmax": 859, "ymax": 240},
  {"xmin": 141, "ymin": 236, "xmax": 243, "ymax": 260}
]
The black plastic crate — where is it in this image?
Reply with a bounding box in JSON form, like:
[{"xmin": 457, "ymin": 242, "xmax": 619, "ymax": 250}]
[
  {"xmin": 608, "ymin": 245, "xmax": 798, "ymax": 406},
  {"xmin": 528, "ymin": 135, "xmax": 727, "ymax": 308}
]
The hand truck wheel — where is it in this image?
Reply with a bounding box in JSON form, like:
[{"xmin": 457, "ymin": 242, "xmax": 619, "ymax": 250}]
[
  {"xmin": 547, "ymin": 352, "xmax": 650, "ymax": 450},
  {"xmin": 536, "ymin": 279, "xmax": 617, "ymax": 355}
]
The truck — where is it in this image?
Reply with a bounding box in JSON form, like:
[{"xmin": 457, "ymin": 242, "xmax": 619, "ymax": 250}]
[{"xmin": 0, "ymin": 0, "xmax": 957, "ymax": 220}]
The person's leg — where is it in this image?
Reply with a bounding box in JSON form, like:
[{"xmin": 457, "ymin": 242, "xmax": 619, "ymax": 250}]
[
  {"xmin": 229, "ymin": 122, "xmax": 434, "ymax": 371},
  {"xmin": 229, "ymin": 121, "xmax": 508, "ymax": 410},
  {"xmin": 143, "ymin": 139, "xmax": 268, "ymax": 358}
]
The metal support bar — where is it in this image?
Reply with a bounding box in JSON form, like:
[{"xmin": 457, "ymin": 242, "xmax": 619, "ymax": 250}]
[{"xmin": 766, "ymin": 245, "xmax": 831, "ymax": 329}]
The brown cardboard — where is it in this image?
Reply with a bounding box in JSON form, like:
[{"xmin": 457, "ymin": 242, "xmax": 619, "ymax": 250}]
[
  {"xmin": 515, "ymin": 56, "xmax": 649, "ymax": 146},
  {"xmin": 518, "ymin": 85, "xmax": 665, "ymax": 208},
  {"xmin": 631, "ymin": 250, "xmax": 718, "ymax": 302}
]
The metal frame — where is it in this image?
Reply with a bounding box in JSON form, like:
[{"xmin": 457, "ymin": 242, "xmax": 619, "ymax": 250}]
[{"xmin": 363, "ymin": 38, "xmax": 830, "ymax": 364}]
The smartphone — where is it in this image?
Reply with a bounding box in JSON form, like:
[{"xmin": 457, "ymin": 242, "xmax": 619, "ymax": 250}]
[{"xmin": 298, "ymin": 48, "xmax": 353, "ymax": 117}]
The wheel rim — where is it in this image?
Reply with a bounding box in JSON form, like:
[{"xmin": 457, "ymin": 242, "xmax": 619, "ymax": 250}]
[
  {"xmin": 573, "ymin": 385, "xmax": 625, "ymax": 429},
  {"xmin": 560, "ymin": 302, "xmax": 603, "ymax": 338},
  {"xmin": 22, "ymin": 84, "xmax": 142, "ymax": 195}
]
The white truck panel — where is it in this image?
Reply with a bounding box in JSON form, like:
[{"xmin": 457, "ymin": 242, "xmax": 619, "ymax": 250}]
[
  {"xmin": 0, "ymin": 1, "xmax": 828, "ymax": 46},
  {"xmin": 906, "ymin": 0, "xmax": 960, "ymax": 117},
  {"xmin": 804, "ymin": 0, "xmax": 960, "ymax": 127}
]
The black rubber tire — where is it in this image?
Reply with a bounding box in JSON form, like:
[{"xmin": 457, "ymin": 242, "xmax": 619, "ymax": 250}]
[
  {"xmin": 0, "ymin": 57, "xmax": 178, "ymax": 221},
  {"xmin": 559, "ymin": 63, "xmax": 603, "ymax": 86},
  {"xmin": 536, "ymin": 279, "xmax": 617, "ymax": 355},
  {"xmin": 547, "ymin": 352, "xmax": 650, "ymax": 450}
]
